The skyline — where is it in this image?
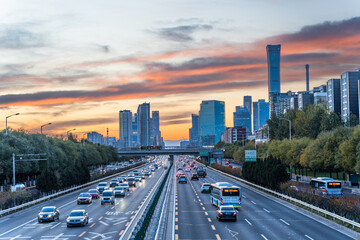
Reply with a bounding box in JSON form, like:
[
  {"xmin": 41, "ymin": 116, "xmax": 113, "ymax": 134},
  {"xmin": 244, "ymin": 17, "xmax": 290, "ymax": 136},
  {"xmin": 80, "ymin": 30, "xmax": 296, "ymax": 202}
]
[{"xmin": 1, "ymin": 1, "xmax": 360, "ymax": 140}]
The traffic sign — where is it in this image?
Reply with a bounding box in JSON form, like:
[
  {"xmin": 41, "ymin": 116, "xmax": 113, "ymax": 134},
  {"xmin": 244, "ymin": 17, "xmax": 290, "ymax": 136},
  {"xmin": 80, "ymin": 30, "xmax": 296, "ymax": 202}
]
[{"xmin": 245, "ymin": 150, "xmax": 257, "ymax": 162}]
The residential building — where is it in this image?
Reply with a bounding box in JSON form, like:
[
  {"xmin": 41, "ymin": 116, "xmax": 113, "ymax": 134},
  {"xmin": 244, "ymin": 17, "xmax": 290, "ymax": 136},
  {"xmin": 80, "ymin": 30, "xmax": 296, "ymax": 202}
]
[
  {"xmin": 221, "ymin": 127, "xmax": 247, "ymax": 144},
  {"xmin": 87, "ymin": 132, "xmax": 104, "ymax": 145},
  {"xmin": 150, "ymin": 111, "xmax": 162, "ymax": 146},
  {"xmin": 298, "ymin": 91, "xmax": 314, "ymax": 111},
  {"xmin": 199, "ymin": 100, "xmax": 225, "ymax": 146},
  {"xmin": 269, "ymin": 91, "xmax": 293, "ymax": 116},
  {"xmin": 341, "ymin": 70, "xmax": 360, "ymax": 123},
  {"xmin": 290, "ymin": 95, "xmax": 298, "ymax": 110},
  {"xmin": 189, "ymin": 114, "xmax": 199, "ymax": 147},
  {"xmin": 314, "ymin": 92, "xmax": 327, "ymax": 107},
  {"xmin": 327, "ymin": 78, "xmax": 341, "ymax": 115},
  {"xmin": 233, "ymin": 106, "xmax": 251, "ymax": 133},
  {"xmin": 132, "ymin": 113, "xmax": 139, "ymax": 147},
  {"xmin": 137, "ymin": 103, "xmax": 151, "ymax": 146},
  {"xmin": 119, "ymin": 110, "xmax": 132, "ymax": 149}
]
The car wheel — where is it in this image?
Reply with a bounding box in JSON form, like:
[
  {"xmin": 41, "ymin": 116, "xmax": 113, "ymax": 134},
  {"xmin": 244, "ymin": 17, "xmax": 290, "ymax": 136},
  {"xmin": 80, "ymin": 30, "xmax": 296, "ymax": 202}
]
[
  {"xmin": 67, "ymin": 225, "xmax": 70, "ymax": 228},
  {"xmin": 38, "ymin": 219, "xmax": 41, "ymax": 223}
]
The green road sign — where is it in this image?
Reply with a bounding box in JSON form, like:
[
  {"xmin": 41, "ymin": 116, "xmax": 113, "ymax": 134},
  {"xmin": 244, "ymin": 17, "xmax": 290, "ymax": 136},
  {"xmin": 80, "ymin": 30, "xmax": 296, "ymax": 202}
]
[{"xmin": 245, "ymin": 150, "xmax": 257, "ymax": 162}]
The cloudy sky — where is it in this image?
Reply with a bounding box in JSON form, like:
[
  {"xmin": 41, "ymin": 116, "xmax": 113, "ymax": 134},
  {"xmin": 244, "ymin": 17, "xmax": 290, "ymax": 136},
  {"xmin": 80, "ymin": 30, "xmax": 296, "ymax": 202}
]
[{"xmin": 1, "ymin": 0, "xmax": 360, "ymax": 140}]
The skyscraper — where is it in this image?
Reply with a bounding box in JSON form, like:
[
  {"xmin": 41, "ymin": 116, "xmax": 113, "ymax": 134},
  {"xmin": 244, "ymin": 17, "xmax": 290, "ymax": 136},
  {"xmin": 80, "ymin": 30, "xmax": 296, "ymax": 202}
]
[
  {"xmin": 119, "ymin": 110, "xmax": 132, "ymax": 149},
  {"xmin": 132, "ymin": 113, "xmax": 139, "ymax": 147},
  {"xmin": 298, "ymin": 91, "xmax": 314, "ymax": 111},
  {"xmin": 199, "ymin": 100, "xmax": 225, "ymax": 146},
  {"xmin": 243, "ymin": 96, "xmax": 252, "ymax": 132},
  {"xmin": 233, "ymin": 106, "xmax": 251, "ymax": 133},
  {"xmin": 150, "ymin": 111, "xmax": 162, "ymax": 146},
  {"xmin": 266, "ymin": 44, "xmax": 281, "ymax": 96},
  {"xmin": 253, "ymin": 100, "xmax": 269, "ymax": 132},
  {"xmin": 327, "ymin": 79, "xmax": 341, "ymax": 115},
  {"xmin": 189, "ymin": 114, "xmax": 199, "ymax": 147},
  {"xmin": 137, "ymin": 103, "xmax": 151, "ymax": 146},
  {"xmin": 341, "ymin": 70, "xmax": 360, "ymax": 123}
]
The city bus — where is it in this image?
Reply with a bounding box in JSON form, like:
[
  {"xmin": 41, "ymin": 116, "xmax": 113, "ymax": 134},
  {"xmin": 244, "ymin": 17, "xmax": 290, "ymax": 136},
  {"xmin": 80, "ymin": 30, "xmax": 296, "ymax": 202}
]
[
  {"xmin": 210, "ymin": 182, "xmax": 242, "ymax": 208},
  {"xmin": 309, "ymin": 177, "xmax": 343, "ymax": 197}
]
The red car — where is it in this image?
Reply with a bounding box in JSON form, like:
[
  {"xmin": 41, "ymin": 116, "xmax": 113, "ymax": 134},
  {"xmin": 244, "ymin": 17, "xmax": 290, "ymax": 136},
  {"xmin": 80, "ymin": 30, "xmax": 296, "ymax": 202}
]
[{"xmin": 88, "ymin": 189, "xmax": 100, "ymax": 199}]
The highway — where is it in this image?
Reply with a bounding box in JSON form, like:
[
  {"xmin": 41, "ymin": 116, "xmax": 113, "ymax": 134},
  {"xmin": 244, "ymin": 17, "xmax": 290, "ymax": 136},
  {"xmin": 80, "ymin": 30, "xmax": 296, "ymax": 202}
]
[
  {"xmin": 173, "ymin": 157, "xmax": 357, "ymax": 240},
  {"xmin": 0, "ymin": 157, "xmax": 168, "ymax": 240}
]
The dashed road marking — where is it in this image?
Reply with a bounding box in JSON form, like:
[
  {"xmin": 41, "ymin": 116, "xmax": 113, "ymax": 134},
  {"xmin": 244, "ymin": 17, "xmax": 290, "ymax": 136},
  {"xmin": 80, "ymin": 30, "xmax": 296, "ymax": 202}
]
[
  {"xmin": 99, "ymin": 221, "xmax": 109, "ymax": 226},
  {"xmin": 208, "ymin": 217, "xmax": 212, "ymax": 222},
  {"xmin": 205, "ymin": 212, "xmax": 208, "ymax": 216},
  {"xmin": 98, "ymin": 216, "xmax": 103, "ymax": 220},
  {"xmin": 176, "ymin": 212, "xmax": 178, "ymax": 215},
  {"xmin": 175, "ymin": 234, "xmax": 179, "ymax": 240},
  {"xmin": 175, "ymin": 217, "xmax": 178, "ymax": 222},
  {"xmin": 245, "ymin": 218, "xmax": 252, "ymax": 226},
  {"xmin": 125, "ymin": 222, "xmax": 130, "ymax": 227},
  {"xmin": 119, "ymin": 230, "xmax": 124, "ymax": 236},
  {"xmin": 211, "ymin": 225, "xmax": 216, "ymax": 230},
  {"xmin": 50, "ymin": 222, "xmax": 61, "ymax": 229},
  {"xmin": 280, "ymin": 218, "xmax": 290, "ymax": 226},
  {"xmin": 79, "ymin": 231, "xmax": 86, "ymax": 237},
  {"xmin": 89, "ymin": 223, "xmax": 95, "ymax": 228},
  {"xmin": 215, "ymin": 234, "xmax": 221, "ymax": 240},
  {"xmin": 261, "ymin": 234, "xmax": 268, "ymax": 240},
  {"xmin": 305, "ymin": 235, "xmax": 314, "ymax": 240},
  {"xmin": 251, "ymin": 201, "xmax": 256, "ymax": 205},
  {"xmin": 263, "ymin": 208, "xmax": 270, "ymax": 213},
  {"xmin": 175, "ymin": 225, "xmax": 178, "ymax": 230},
  {"xmin": 202, "ymin": 207, "xmax": 206, "ymax": 210}
]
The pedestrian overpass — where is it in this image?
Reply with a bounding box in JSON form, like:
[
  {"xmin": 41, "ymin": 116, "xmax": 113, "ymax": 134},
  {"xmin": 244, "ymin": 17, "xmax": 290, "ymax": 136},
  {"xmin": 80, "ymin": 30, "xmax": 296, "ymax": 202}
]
[{"xmin": 117, "ymin": 148, "xmax": 206, "ymax": 157}]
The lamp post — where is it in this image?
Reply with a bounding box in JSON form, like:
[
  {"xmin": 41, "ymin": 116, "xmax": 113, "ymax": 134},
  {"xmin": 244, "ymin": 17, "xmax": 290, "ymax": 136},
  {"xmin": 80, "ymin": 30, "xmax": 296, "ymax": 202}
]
[
  {"xmin": 6, "ymin": 113, "xmax": 20, "ymax": 136},
  {"xmin": 279, "ymin": 117, "xmax": 291, "ymax": 142},
  {"xmin": 41, "ymin": 123, "xmax": 52, "ymax": 135},
  {"xmin": 67, "ymin": 128, "xmax": 76, "ymax": 140}
]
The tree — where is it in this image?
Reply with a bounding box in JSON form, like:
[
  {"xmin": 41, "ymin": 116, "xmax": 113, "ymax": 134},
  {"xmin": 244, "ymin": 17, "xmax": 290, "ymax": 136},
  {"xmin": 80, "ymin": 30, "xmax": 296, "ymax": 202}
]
[{"xmin": 339, "ymin": 126, "xmax": 360, "ymax": 173}]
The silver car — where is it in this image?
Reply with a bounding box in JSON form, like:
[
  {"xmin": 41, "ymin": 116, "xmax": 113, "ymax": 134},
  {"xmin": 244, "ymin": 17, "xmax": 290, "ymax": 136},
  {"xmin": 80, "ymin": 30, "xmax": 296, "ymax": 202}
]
[
  {"xmin": 66, "ymin": 210, "xmax": 88, "ymax": 227},
  {"xmin": 38, "ymin": 206, "xmax": 60, "ymax": 223}
]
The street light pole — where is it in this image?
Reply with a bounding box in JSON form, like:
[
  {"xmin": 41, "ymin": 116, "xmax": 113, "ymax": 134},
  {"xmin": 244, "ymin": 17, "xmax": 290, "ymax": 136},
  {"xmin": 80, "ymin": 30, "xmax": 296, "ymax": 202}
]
[
  {"xmin": 67, "ymin": 128, "xmax": 76, "ymax": 140},
  {"xmin": 279, "ymin": 117, "xmax": 291, "ymax": 142},
  {"xmin": 41, "ymin": 123, "xmax": 52, "ymax": 135},
  {"xmin": 6, "ymin": 113, "xmax": 20, "ymax": 136}
]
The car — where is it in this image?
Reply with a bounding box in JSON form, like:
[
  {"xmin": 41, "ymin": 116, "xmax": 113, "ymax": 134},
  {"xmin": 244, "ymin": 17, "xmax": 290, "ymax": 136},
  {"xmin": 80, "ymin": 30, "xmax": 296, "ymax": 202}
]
[
  {"xmin": 97, "ymin": 182, "xmax": 108, "ymax": 193},
  {"xmin": 38, "ymin": 206, "xmax": 60, "ymax": 223},
  {"xmin": 201, "ymin": 183, "xmax": 211, "ymax": 193},
  {"xmin": 150, "ymin": 167, "xmax": 156, "ymax": 172},
  {"xmin": 178, "ymin": 176, "xmax": 187, "ymax": 184},
  {"xmin": 119, "ymin": 175, "xmax": 127, "ymax": 182},
  {"xmin": 290, "ymin": 186, "xmax": 300, "ymax": 192},
  {"xmin": 109, "ymin": 179, "xmax": 119, "ymax": 188},
  {"xmin": 67, "ymin": 210, "xmax": 89, "ymax": 227},
  {"xmin": 119, "ymin": 183, "xmax": 130, "ymax": 191},
  {"xmin": 114, "ymin": 187, "xmax": 126, "ymax": 197},
  {"xmin": 135, "ymin": 176, "xmax": 142, "ymax": 182},
  {"xmin": 117, "ymin": 177, "xmax": 124, "ymax": 183},
  {"xmin": 127, "ymin": 177, "xmax": 136, "ymax": 187},
  {"xmin": 127, "ymin": 173, "xmax": 135, "ymax": 179},
  {"xmin": 144, "ymin": 171, "xmax": 151, "ymax": 176},
  {"xmin": 133, "ymin": 170, "xmax": 140, "ymax": 175},
  {"xmin": 88, "ymin": 189, "xmax": 100, "ymax": 199},
  {"xmin": 77, "ymin": 193, "xmax": 92, "ymax": 204},
  {"xmin": 178, "ymin": 167, "xmax": 182, "ymax": 171},
  {"xmin": 101, "ymin": 190, "xmax": 115, "ymax": 205},
  {"xmin": 191, "ymin": 174, "xmax": 199, "ymax": 180},
  {"xmin": 185, "ymin": 167, "xmax": 190, "ymax": 172},
  {"xmin": 217, "ymin": 206, "xmax": 237, "ymax": 221},
  {"xmin": 139, "ymin": 173, "xmax": 145, "ymax": 179},
  {"xmin": 228, "ymin": 164, "xmax": 232, "ymax": 168}
]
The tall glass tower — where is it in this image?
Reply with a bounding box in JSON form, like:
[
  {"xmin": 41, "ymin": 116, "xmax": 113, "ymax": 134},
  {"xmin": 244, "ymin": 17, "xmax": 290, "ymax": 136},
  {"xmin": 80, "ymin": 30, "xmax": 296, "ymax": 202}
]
[
  {"xmin": 119, "ymin": 110, "xmax": 132, "ymax": 149},
  {"xmin": 137, "ymin": 103, "xmax": 151, "ymax": 146},
  {"xmin": 266, "ymin": 45, "xmax": 281, "ymax": 96},
  {"xmin": 199, "ymin": 100, "xmax": 225, "ymax": 146}
]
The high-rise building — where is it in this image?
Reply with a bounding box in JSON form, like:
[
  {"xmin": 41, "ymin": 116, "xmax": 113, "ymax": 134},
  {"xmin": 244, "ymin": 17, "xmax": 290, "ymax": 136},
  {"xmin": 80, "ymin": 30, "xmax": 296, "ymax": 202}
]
[
  {"xmin": 87, "ymin": 132, "xmax": 104, "ymax": 145},
  {"xmin": 269, "ymin": 91, "xmax": 294, "ymax": 116},
  {"xmin": 220, "ymin": 127, "xmax": 247, "ymax": 144},
  {"xmin": 298, "ymin": 91, "xmax": 314, "ymax": 111},
  {"xmin": 327, "ymin": 78, "xmax": 341, "ymax": 115},
  {"xmin": 234, "ymin": 106, "xmax": 251, "ymax": 133},
  {"xmin": 119, "ymin": 110, "xmax": 132, "ymax": 149},
  {"xmin": 290, "ymin": 95, "xmax": 298, "ymax": 110},
  {"xmin": 150, "ymin": 111, "xmax": 162, "ymax": 146},
  {"xmin": 137, "ymin": 103, "xmax": 151, "ymax": 146},
  {"xmin": 253, "ymin": 100, "xmax": 269, "ymax": 132},
  {"xmin": 267, "ymin": 44, "xmax": 281, "ymax": 96},
  {"xmin": 132, "ymin": 113, "xmax": 139, "ymax": 147},
  {"xmin": 305, "ymin": 64, "xmax": 310, "ymax": 92},
  {"xmin": 341, "ymin": 70, "xmax": 360, "ymax": 123},
  {"xmin": 243, "ymin": 96, "xmax": 252, "ymax": 131},
  {"xmin": 314, "ymin": 92, "xmax": 327, "ymax": 107},
  {"xmin": 199, "ymin": 100, "xmax": 225, "ymax": 146},
  {"xmin": 189, "ymin": 114, "xmax": 199, "ymax": 147}
]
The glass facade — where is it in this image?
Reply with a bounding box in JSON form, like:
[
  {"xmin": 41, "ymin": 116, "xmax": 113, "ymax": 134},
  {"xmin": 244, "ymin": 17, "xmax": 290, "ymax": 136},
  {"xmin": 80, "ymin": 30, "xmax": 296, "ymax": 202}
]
[
  {"xmin": 189, "ymin": 114, "xmax": 199, "ymax": 147},
  {"xmin": 327, "ymin": 78, "xmax": 341, "ymax": 115},
  {"xmin": 341, "ymin": 71, "xmax": 359, "ymax": 123},
  {"xmin": 119, "ymin": 110, "xmax": 132, "ymax": 149},
  {"xmin": 137, "ymin": 103, "xmax": 151, "ymax": 146},
  {"xmin": 253, "ymin": 100, "xmax": 269, "ymax": 132},
  {"xmin": 266, "ymin": 44, "xmax": 281, "ymax": 95},
  {"xmin": 233, "ymin": 106, "xmax": 251, "ymax": 133},
  {"xmin": 199, "ymin": 100, "xmax": 225, "ymax": 146}
]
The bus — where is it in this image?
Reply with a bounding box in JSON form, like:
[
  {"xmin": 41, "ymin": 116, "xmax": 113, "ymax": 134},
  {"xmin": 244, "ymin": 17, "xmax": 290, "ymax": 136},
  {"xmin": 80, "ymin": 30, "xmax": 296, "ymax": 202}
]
[
  {"xmin": 210, "ymin": 182, "xmax": 242, "ymax": 208},
  {"xmin": 309, "ymin": 177, "xmax": 343, "ymax": 197}
]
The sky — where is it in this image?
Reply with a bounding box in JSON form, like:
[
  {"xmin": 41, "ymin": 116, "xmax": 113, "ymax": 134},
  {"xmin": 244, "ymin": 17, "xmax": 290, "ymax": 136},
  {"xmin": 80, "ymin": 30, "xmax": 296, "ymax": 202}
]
[{"xmin": 1, "ymin": 0, "xmax": 360, "ymax": 140}]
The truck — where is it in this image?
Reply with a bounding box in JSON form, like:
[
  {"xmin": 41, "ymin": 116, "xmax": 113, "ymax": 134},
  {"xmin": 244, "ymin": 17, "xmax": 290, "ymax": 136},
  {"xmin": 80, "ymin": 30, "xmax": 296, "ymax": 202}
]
[{"xmin": 197, "ymin": 167, "xmax": 207, "ymax": 178}]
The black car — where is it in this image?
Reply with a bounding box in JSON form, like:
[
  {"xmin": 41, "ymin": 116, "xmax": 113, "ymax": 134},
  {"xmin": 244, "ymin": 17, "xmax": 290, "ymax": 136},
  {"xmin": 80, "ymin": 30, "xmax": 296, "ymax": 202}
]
[
  {"xmin": 191, "ymin": 174, "xmax": 199, "ymax": 180},
  {"xmin": 38, "ymin": 206, "xmax": 60, "ymax": 222},
  {"xmin": 178, "ymin": 176, "xmax": 187, "ymax": 184},
  {"xmin": 127, "ymin": 177, "xmax": 136, "ymax": 187},
  {"xmin": 201, "ymin": 183, "xmax": 211, "ymax": 193},
  {"xmin": 217, "ymin": 206, "xmax": 237, "ymax": 221}
]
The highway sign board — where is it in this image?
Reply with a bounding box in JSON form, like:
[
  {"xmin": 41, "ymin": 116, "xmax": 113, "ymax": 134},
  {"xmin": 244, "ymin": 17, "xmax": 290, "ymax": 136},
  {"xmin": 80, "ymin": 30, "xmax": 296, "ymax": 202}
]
[{"xmin": 245, "ymin": 150, "xmax": 257, "ymax": 162}]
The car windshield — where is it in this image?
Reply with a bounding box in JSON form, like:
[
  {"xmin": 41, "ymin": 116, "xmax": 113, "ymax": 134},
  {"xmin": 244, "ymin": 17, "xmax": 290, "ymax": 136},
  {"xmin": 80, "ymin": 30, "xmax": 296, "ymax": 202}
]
[
  {"xmin": 111, "ymin": 180, "xmax": 117, "ymax": 182},
  {"xmin": 120, "ymin": 184, "xmax": 128, "ymax": 186},
  {"xmin": 180, "ymin": 177, "xmax": 186, "ymax": 180},
  {"xmin": 79, "ymin": 193, "xmax": 89, "ymax": 197},
  {"xmin": 98, "ymin": 183, "xmax": 107, "ymax": 187},
  {"xmin": 88, "ymin": 190, "xmax": 97, "ymax": 193},
  {"xmin": 127, "ymin": 177, "xmax": 135, "ymax": 181},
  {"xmin": 69, "ymin": 211, "xmax": 84, "ymax": 216},
  {"xmin": 114, "ymin": 187, "xmax": 123, "ymax": 190},
  {"xmin": 103, "ymin": 192, "xmax": 113, "ymax": 196},
  {"xmin": 41, "ymin": 208, "xmax": 54, "ymax": 212},
  {"xmin": 221, "ymin": 207, "xmax": 234, "ymax": 211}
]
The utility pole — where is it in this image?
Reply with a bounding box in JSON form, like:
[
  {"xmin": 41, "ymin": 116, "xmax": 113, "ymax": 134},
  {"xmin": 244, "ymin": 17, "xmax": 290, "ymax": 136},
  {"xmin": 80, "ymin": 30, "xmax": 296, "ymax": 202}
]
[
  {"xmin": 12, "ymin": 153, "xmax": 47, "ymax": 187},
  {"xmin": 107, "ymin": 128, "xmax": 109, "ymax": 145}
]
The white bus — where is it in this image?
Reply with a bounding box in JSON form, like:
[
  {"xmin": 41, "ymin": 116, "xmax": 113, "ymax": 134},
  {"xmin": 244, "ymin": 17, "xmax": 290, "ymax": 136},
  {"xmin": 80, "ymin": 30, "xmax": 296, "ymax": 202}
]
[
  {"xmin": 309, "ymin": 177, "xmax": 343, "ymax": 197},
  {"xmin": 210, "ymin": 182, "xmax": 242, "ymax": 208}
]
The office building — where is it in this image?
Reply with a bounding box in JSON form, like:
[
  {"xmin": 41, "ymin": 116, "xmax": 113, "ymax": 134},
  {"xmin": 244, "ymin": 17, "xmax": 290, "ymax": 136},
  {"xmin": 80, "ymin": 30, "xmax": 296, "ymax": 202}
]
[
  {"xmin": 221, "ymin": 127, "xmax": 247, "ymax": 144},
  {"xmin": 327, "ymin": 78, "xmax": 341, "ymax": 115},
  {"xmin": 150, "ymin": 111, "xmax": 162, "ymax": 146},
  {"xmin": 137, "ymin": 103, "xmax": 151, "ymax": 146},
  {"xmin": 180, "ymin": 140, "xmax": 190, "ymax": 148},
  {"xmin": 290, "ymin": 95, "xmax": 298, "ymax": 110},
  {"xmin": 119, "ymin": 110, "xmax": 133, "ymax": 149},
  {"xmin": 253, "ymin": 100, "xmax": 270, "ymax": 132},
  {"xmin": 341, "ymin": 70, "xmax": 360, "ymax": 123},
  {"xmin": 298, "ymin": 91, "xmax": 314, "ymax": 111},
  {"xmin": 132, "ymin": 113, "xmax": 139, "ymax": 147},
  {"xmin": 189, "ymin": 114, "xmax": 199, "ymax": 147},
  {"xmin": 233, "ymin": 106, "xmax": 251, "ymax": 133},
  {"xmin": 87, "ymin": 132, "xmax": 104, "ymax": 145},
  {"xmin": 269, "ymin": 91, "xmax": 293, "ymax": 116},
  {"xmin": 199, "ymin": 100, "xmax": 225, "ymax": 146},
  {"xmin": 314, "ymin": 92, "xmax": 327, "ymax": 107},
  {"xmin": 267, "ymin": 44, "xmax": 281, "ymax": 98}
]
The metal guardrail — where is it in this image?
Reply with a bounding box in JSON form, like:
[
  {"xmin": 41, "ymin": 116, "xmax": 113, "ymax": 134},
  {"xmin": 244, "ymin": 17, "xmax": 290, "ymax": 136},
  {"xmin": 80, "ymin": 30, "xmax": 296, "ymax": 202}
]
[
  {"xmin": 203, "ymin": 163, "xmax": 360, "ymax": 230},
  {"xmin": 0, "ymin": 161, "xmax": 147, "ymax": 218}
]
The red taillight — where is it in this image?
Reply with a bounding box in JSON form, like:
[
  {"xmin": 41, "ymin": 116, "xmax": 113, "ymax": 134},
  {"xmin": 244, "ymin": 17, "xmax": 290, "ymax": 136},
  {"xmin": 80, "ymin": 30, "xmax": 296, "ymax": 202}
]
[
  {"xmin": 233, "ymin": 212, "xmax": 237, "ymax": 215},
  {"xmin": 221, "ymin": 198, "xmax": 223, "ymax": 205},
  {"xmin": 239, "ymin": 198, "xmax": 241, "ymax": 205},
  {"xmin": 219, "ymin": 212, "xmax": 223, "ymax": 215}
]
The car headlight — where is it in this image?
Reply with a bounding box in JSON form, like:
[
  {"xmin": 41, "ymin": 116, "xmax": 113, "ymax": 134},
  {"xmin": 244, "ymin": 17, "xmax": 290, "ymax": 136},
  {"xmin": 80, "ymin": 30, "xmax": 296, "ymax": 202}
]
[
  {"xmin": 48, "ymin": 214, "xmax": 52, "ymax": 218},
  {"xmin": 67, "ymin": 219, "xmax": 70, "ymax": 222}
]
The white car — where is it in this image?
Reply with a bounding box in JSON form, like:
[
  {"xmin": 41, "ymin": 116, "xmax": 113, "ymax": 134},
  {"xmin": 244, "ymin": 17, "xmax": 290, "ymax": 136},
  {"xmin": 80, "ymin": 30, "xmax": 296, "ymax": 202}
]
[
  {"xmin": 185, "ymin": 168, "xmax": 190, "ymax": 172},
  {"xmin": 119, "ymin": 183, "xmax": 130, "ymax": 192}
]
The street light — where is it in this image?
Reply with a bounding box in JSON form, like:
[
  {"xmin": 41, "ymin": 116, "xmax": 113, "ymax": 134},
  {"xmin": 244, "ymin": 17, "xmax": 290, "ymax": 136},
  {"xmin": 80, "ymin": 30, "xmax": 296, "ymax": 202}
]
[
  {"xmin": 41, "ymin": 123, "xmax": 52, "ymax": 135},
  {"xmin": 6, "ymin": 113, "xmax": 20, "ymax": 136},
  {"xmin": 279, "ymin": 117, "xmax": 291, "ymax": 142},
  {"xmin": 67, "ymin": 128, "xmax": 76, "ymax": 140}
]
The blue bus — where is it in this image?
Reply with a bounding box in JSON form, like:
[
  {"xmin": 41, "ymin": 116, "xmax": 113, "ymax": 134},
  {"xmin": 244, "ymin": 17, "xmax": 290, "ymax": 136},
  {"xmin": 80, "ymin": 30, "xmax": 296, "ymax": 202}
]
[{"xmin": 310, "ymin": 177, "xmax": 343, "ymax": 197}]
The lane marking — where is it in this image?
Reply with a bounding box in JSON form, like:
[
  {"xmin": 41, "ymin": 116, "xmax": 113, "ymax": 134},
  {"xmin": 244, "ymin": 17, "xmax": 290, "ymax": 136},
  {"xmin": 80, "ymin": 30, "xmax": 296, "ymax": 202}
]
[
  {"xmin": 205, "ymin": 212, "xmax": 208, "ymax": 216},
  {"xmin": 175, "ymin": 225, "xmax": 178, "ymax": 230},
  {"xmin": 245, "ymin": 218, "xmax": 252, "ymax": 226},
  {"xmin": 50, "ymin": 222, "xmax": 61, "ymax": 229},
  {"xmin": 98, "ymin": 216, "xmax": 103, "ymax": 220},
  {"xmin": 305, "ymin": 235, "xmax": 314, "ymax": 240},
  {"xmin": 175, "ymin": 234, "xmax": 179, "ymax": 240},
  {"xmin": 99, "ymin": 221, "xmax": 109, "ymax": 226},
  {"xmin": 280, "ymin": 218, "xmax": 290, "ymax": 226},
  {"xmin": 211, "ymin": 225, "xmax": 216, "ymax": 230},
  {"xmin": 261, "ymin": 234, "xmax": 268, "ymax": 240},
  {"xmin": 215, "ymin": 234, "xmax": 221, "ymax": 240},
  {"xmin": 263, "ymin": 208, "xmax": 270, "ymax": 213},
  {"xmin": 202, "ymin": 207, "xmax": 206, "ymax": 210},
  {"xmin": 79, "ymin": 231, "xmax": 86, "ymax": 237},
  {"xmin": 89, "ymin": 223, "xmax": 95, "ymax": 228},
  {"xmin": 175, "ymin": 217, "xmax": 178, "ymax": 222},
  {"xmin": 119, "ymin": 230, "xmax": 124, "ymax": 236},
  {"xmin": 175, "ymin": 212, "xmax": 178, "ymax": 215},
  {"xmin": 208, "ymin": 217, "xmax": 212, "ymax": 222},
  {"xmin": 251, "ymin": 201, "xmax": 256, "ymax": 205},
  {"xmin": 200, "ymin": 203, "xmax": 203, "ymax": 206}
]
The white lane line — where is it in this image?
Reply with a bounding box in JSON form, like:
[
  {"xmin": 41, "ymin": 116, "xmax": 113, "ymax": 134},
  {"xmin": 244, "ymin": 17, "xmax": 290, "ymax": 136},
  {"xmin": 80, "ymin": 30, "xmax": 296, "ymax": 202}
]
[
  {"xmin": 251, "ymin": 200, "xmax": 256, "ymax": 205},
  {"xmin": 245, "ymin": 218, "xmax": 252, "ymax": 226},
  {"xmin": 263, "ymin": 208, "xmax": 270, "ymax": 213},
  {"xmin": 280, "ymin": 218, "xmax": 290, "ymax": 226},
  {"xmin": 86, "ymin": 203, "xmax": 93, "ymax": 208},
  {"xmin": 0, "ymin": 218, "xmax": 37, "ymax": 237},
  {"xmin": 261, "ymin": 234, "xmax": 268, "ymax": 240},
  {"xmin": 99, "ymin": 221, "xmax": 109, "ymax": 226},
  {"xmin": 305, "ymin": 235, "xmax": 314, "ymax": 240},
  {"xmin": 50, "ymin": 222, "xmax": 61, "ymax": 229}
]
